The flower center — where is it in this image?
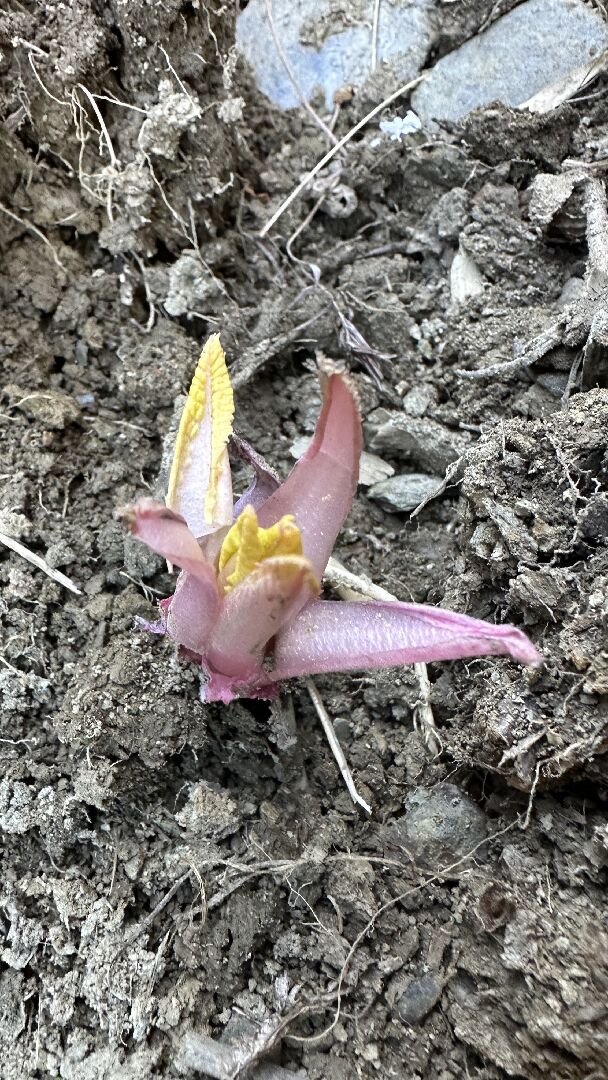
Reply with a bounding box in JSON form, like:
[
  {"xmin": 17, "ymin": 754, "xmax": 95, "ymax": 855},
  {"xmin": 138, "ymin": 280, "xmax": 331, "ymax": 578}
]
[{"xmin": 217, "ymin": 504, "xmax": 303, "ymax": 592}]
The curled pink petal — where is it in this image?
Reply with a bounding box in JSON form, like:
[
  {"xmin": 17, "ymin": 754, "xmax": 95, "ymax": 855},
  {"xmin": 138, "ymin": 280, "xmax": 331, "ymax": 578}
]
[
  {"xmin": 271, "ymin": 599, "xmax": 542, "ymax": 680},
  {"xmin": 257, "ymin": 371, "xmax": 362, "ymax": 578},
  {"xmin": 206, "ymin": 556, "xmax": 318, "ymax": 679},
  {"xmin": 119, "ymin": 500, "xmax": 220, "ymax": 653},
  {"xmin": 118, "ymin": 499, "xmax": 215, "ymax": 580},
  {"xmin": 230, "ymin": 432, "xmax": 280, "ymax": 518}
]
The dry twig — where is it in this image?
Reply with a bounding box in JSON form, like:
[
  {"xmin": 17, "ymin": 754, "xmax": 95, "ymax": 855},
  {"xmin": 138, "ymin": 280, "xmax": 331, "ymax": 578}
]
[
  {"xmin": 292, "ymin": 819, "xmax": 518, "ymax": 1046},
  {"xmin": 259, "ymin": 72, "xmax": 425, "ymax": 237},
  {"xmin": 264, "ymin": 0, "xmax": 338, "ymax": 146},
  {"xmin": 0, "ymin": 531, "xmax": 81, "ymax": 595},
  {"xmin": 371, "ymin": 0, "xmax": 381, "ymax": 72},
  {"xmin": 0, "ymin": 203, "xmax": 66, "ymax": 270}
]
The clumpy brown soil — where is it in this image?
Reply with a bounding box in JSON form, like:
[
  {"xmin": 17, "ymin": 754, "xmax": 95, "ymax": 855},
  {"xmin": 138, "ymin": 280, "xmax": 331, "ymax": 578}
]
[{"xmin": 1, "ymin": 2, "xmax": 608, "ymax": 1078}]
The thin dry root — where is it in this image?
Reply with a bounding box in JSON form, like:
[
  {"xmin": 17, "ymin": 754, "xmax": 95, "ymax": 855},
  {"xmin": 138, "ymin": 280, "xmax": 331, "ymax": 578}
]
[{"xmin": 305, "ymin": 677, "xmax": 371, "ymax": 814}]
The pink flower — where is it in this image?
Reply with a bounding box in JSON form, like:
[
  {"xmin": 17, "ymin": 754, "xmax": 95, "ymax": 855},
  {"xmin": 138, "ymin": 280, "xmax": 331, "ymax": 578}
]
[{"xmin": 118, "ymin": 336, "xmax": 540, "ymax": 703}]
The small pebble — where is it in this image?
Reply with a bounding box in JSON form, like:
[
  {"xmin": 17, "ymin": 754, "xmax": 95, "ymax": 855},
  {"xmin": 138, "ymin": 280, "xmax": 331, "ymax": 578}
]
[
  {"xmin": 368, "ymin": 473, "xmax": 441, "ymax": 513},
  {"xmin": 395, "ymin": 783, "xmax": 488, "ymax": 869},
  {"xmin": 369, "ymin": 412, "xmax": 470, "ymax": 474},
  {"xmin": 394, "ymin": 974, "xmax": 443, "ymax": 1025}
]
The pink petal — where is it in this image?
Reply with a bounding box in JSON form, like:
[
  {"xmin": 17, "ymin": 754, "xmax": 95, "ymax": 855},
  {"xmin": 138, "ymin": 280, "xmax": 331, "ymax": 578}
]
[
  {"xmin": 230, "ymin": 433, "xmax": 280, "ymax": 518},
  {"xmin": 166, "ymin": 570, "xmax": 221, "ymax": 655},
  {"xmin": 119, "ymin": 500, "xmax": 221, "ymax": 652},
  {"xmin": 256, "ymin": 372, "xmax": 362, "ymax": 578},
  {"xmin": 271, "ymin": 599, "xmax": 542, "ymax": 679},
  {"xmin": 206, "ymin": 556, "xmax": 318, "ymax": 679},
  {"xmin": 118, "ymin": 499, "xmax": 216, "ymax": 579}
]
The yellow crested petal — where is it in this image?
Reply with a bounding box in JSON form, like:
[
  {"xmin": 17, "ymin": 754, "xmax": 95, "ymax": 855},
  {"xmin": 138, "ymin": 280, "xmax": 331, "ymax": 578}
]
[
  {"xmin": 218, "ymin": 505, "xmax": 304, "ymax": 592},
  {"xmin": 254, "ymin": 553, "xmax": 317, "ymax": 598},
  {"xmin": 259, "ymin": 515, "xmax": 302, "ymax": 560},
  {"xmin": 218, "ymin": 504, "xmax": 262, "ymax": 589},
  {"xmin": 166, "ymin": 334, "xmax": 234, "ymax": 535}
]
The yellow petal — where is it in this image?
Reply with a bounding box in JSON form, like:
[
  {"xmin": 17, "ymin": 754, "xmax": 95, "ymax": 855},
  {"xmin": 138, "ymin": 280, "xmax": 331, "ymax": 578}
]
[
  {"xmin": 166, "ymin": 334, "xmax": 234, "ymax": 535},
  {"xmin": 218, "ymin": 504, "xmax": 304, "ymax": 592},
  {"xmin": 218, "ymin": 504, "xmax": 262, "ymax": 588}
]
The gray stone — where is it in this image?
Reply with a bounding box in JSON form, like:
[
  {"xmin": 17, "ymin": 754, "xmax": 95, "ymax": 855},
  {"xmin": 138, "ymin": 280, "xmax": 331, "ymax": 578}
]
[
  {"xmin": 394, "ymin": 974, "xmax": 443, "ymax": 1025},
  {"xmin": 290, "ymin": 436, "xmax": 394, "ymax": 486},
  {"xmin": 528, "ymin": 171, "xmax": 580, "ymax": 229},
  {"xmin": 368, "ymin": 410, "xmax": 471, "ymax": 474},
  {"xmin": 450, "ymin": 248, "xmax": 485, "ymax": 305},
  {"xmin": 402, "ymin": 386, "xmax": 436, "ymax": 417},
  {"xmin": 236, "ymin": 0, "xmax": 432, "ymax": 112},
  {"xmin": 368, "ymin": 472, "xmax": 441, "ymax": 513},
  {"xmin": 396, "ymin": 783, "xmax": 488, "ymax": 870},
  {"xmin": 412, "ymin": 0, "xmax": 608, "ymax": 124}
]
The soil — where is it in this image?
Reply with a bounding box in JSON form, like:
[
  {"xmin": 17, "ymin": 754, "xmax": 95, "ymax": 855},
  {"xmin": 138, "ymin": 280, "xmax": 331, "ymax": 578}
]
[{"xmin": 1, "ymin": 2, "xmax": 607, "ymax": 1078}]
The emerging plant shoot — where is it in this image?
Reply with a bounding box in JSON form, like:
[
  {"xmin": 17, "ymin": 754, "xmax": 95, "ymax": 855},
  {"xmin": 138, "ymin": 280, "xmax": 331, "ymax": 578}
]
[{"xmin": 119, "ymin": 336, "xmax": 540, "ymax": 703}]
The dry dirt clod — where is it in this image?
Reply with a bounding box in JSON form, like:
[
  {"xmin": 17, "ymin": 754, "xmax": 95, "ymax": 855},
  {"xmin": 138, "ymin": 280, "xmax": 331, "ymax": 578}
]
[{"xmin": 458, "ymin": 172, "xmax": 608, "ymax": 388}]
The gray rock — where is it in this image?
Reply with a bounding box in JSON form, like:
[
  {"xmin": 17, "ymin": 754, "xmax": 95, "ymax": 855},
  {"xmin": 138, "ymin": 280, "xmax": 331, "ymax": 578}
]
[
  {"xmin": 528, "ymin": 171, "xmax": 580, "ymax": 230},
  {"xmin": 236, "ymin": 0, "xmax": 432, "ymax": 112},
  {"xmin": 412, "ymin": 0, "xmax": 608, "ymax": 124},
  {"xmin": 396, "ymin": 783, "xmax": 488, "ymax": 869},
  {"xmin": 368, "ymin": 410, "xmax": 471, "ymax": 474},
  {"xmin": 394, "ymin": 973, "xmax": 443, "ymax": 1025},
  {"xmin": 402, "ymin": 386, "xmax": 436, "ymax": 417},
  {"xmin": 368, "ymin": 472, "xmax": 441, "ymax": 513},
  {"xmin": 450, "ymin": 248, "xmax": 485, "ymax": 305},
  {"xmin": 177, "ymin": 1032, "xmax": 301, "ymax": 1079},
  {"xmin": 290, "ymin": 436, "xmax": 394, "ymax": 486}
]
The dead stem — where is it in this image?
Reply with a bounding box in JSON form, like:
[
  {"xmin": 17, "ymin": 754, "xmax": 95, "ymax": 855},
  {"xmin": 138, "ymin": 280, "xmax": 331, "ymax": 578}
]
[
  {"xmin": 521, "ymin": 761, "xmax": 541, "ymax": 829},
  {"xmin": 291, "ymin": 818, "xmax": 518, "ymax": 1046},
  {"xmin": 263, "ymin": 0, "xmax": 338, "ymax": 146},
  {"xmin": 0, "ymin": 202, "xmax": 66, "ymax": 270},
  {"xmin": 371, "ymin": 0, "xmax": 381, "ymax": 72},
  {"xmin": 119, "ymin": 869, "xmax": 192, "ymax": 955}
]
